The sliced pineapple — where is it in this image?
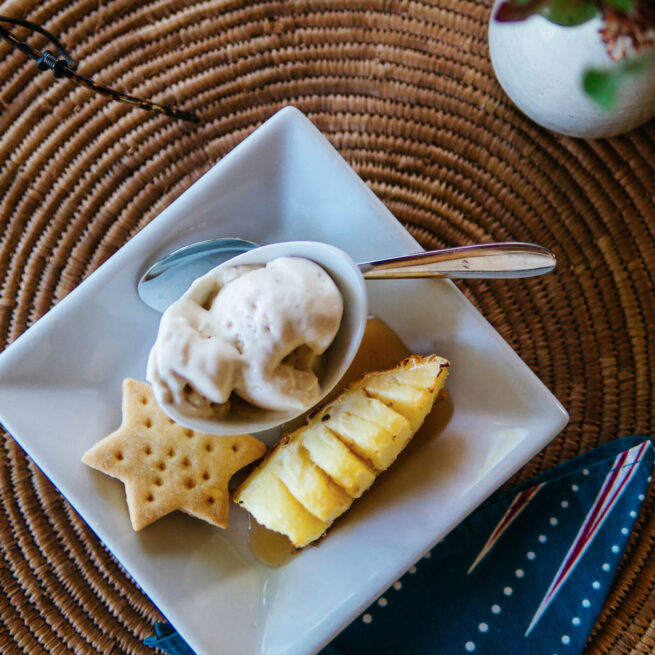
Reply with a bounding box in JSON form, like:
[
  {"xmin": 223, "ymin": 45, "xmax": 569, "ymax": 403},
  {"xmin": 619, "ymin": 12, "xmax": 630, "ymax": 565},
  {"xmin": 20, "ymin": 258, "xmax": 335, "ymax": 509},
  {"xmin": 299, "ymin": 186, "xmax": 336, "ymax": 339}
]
[
  {"xmin": 271, "ymin": 436, "xmax": 353, "ymax": 521},
  {"xmin": 324, "ymin": 397, "xmax": 411, "ymax": 472},
  {"xmin": 301, "ymin": 423, "xmax": 376, "ymax": 498},
  {"xmin": 364, "ymin": 382, "xmax": 431, "ymax": 431},
  {"xmin": 233, "ymin": 354, "xmax": 449, "ymax": 548},
  {"xmin": 380, "ymin": 360, "xmax": 446, "ymax": 391},
  {"xmin": 364, "ymin": 355, "xmax": 447, "ymax": 430},
  {"xmin": 339, "ymin": 390, "xmax": 413, "ymax": 438},
  {"xmin": 233, "ymin": 463, "xmax": 330, "ymax": 548}
]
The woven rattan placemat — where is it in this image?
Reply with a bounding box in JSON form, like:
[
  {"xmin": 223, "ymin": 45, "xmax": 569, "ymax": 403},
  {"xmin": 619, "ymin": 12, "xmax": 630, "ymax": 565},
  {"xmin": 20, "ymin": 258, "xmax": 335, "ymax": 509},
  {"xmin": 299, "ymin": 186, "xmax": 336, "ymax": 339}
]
[{"xmin": 1, "ymin": 0, "xmax": 654, "ymax": 653}]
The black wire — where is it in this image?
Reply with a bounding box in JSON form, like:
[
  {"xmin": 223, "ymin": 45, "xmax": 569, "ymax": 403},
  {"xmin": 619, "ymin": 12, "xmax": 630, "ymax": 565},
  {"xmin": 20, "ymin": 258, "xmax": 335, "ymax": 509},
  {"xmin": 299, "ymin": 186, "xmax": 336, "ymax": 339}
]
[
  {"xmin": 0, "ymin": 15, "xmax": 199, "ymax": 122},
  {"xmin": 0, "ymin": 24, "xmax": 39, "ymax": 62},
  {"xmin": 0, "ymin": 16, "xmax": 76, "ymax": 68}
]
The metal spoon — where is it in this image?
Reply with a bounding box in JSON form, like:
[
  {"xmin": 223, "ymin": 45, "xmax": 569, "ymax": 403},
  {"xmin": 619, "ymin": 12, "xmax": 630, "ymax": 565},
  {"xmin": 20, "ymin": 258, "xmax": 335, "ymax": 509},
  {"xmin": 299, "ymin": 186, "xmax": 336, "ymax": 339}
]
[{"xmin": 138, "ymin": 239, "xmax": 556, "ymax": 312}]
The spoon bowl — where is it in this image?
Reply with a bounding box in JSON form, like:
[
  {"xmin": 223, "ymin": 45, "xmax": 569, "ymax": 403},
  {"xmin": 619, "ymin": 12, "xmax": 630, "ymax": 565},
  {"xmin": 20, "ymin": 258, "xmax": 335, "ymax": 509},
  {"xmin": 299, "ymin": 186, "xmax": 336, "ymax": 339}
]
[
  {"xmin": 150, "ymin": 241, "xmax": 368, "ymax": 436},
  {"xmin": 138, "ymin": 238, "xmax": 257, "ymax": 313}
]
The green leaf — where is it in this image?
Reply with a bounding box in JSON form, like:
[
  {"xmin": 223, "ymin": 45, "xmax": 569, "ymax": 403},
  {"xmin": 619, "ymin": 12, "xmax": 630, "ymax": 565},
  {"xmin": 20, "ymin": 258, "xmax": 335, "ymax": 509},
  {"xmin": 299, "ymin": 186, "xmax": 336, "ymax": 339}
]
[
  {"xmin": 583, "ymin": 55, "xmax": 654, "ymax": 110},
  {"xmin": 601, "ymin": 0, "xmax": 636, "ymax": 11},
  {"xmin": 494, "ymin": 0, "xmax": 638, "ymax": 25},
  {"xmin": 583, "ymin": 70, "xmax": 620, "ymax": 109},
  {"xmin": 540, "ymin": 0, "xmax": 599, "ymax": 25}
]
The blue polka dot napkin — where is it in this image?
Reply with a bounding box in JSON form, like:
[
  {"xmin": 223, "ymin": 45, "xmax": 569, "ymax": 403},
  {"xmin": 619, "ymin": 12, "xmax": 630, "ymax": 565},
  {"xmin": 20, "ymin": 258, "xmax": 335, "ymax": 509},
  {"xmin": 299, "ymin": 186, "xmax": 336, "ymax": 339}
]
[{"xmin": 146, "ymin": 436, "xmax": 653, "ymax": 655}]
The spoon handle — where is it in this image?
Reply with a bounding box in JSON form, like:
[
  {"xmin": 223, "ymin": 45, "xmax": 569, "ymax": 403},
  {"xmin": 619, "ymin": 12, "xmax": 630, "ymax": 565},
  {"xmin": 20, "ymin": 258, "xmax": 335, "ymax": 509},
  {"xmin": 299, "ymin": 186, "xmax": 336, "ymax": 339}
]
[{"xmin": 359, "ymin": 242, "xmax": 556, "ymax": 280}]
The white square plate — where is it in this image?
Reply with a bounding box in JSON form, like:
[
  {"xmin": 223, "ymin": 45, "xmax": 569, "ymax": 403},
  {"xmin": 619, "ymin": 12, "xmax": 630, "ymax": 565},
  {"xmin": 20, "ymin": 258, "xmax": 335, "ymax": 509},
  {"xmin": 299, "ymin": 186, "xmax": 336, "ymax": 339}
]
[{"xmin": 0, "ymin": 107, "xmax": 568, "ymax": 655}]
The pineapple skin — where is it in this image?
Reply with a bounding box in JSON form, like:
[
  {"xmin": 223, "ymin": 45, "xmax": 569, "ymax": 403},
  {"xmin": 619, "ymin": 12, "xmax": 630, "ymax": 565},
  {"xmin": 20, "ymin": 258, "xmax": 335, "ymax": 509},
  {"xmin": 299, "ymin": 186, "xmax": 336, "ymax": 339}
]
[{"xmin": 233, "ymin": 355, "xmax": 450, "ymax": 548}]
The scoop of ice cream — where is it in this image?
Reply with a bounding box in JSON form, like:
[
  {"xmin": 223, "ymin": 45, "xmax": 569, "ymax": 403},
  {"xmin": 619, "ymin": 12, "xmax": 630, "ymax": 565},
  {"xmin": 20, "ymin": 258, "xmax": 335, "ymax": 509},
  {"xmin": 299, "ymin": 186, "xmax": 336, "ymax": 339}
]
[{"xmin": 147, "ymin": 257, "xmax": 344, "ymax": 417}]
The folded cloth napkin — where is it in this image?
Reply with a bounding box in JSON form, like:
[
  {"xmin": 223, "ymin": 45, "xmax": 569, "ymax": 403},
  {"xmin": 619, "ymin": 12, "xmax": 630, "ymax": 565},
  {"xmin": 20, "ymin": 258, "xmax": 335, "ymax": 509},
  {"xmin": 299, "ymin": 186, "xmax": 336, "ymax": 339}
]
[{"xmin": 146, "ymin": 436, "xmax": 653, "ymax": 655}]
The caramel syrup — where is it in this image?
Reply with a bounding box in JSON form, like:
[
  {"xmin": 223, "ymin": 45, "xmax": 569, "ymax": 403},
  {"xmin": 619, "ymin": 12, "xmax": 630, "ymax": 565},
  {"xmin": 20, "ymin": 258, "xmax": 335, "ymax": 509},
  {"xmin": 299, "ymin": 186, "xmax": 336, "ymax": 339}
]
[
  {"xmin": 248, "ymin": 517, "xmax": 296, "ymax": 568},
  {"xmin": 335, "ymin": 316, "xmax": 411, "ymax": 393},
  {"xmin": 248, "ymin": 317, "xmax": 413, "ymax": 567}
]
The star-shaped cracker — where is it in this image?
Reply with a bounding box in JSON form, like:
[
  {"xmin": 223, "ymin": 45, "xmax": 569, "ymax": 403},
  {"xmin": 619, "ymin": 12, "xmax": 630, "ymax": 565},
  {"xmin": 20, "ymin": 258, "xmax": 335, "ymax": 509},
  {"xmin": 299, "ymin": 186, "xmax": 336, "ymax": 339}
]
[{"xmin": 82, "ymin": 379, "xmax": 266, "ymax": 530}]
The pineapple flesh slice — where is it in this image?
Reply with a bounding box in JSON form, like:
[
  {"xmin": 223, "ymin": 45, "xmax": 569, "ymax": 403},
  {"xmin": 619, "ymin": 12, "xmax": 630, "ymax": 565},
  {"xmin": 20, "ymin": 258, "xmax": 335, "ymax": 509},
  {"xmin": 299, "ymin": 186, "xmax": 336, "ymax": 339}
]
[
  {"xmin": 324, "ymin": 399, "xmax": 411, "ymax": 472},
  {"xmin": 338, "ymin": 390, "xmax": 412, "ymax": 435},
  {"xmin": 234, "ymin": 464, "xmax": 330, "ymax": 548},
  {"xmin": 271, "ymin": 436, "xmax": 353, "ymax": 521},
  {"xmin": 234, "ymin": 354, "xmax": 449, "ymax": 548},
  {"xmin": 301, "ymin": 424, "xmax": 376, "ymax": 498},
  {"xmin": 364, "ymin": 356, "xmax": 446, "ymax": 431}
]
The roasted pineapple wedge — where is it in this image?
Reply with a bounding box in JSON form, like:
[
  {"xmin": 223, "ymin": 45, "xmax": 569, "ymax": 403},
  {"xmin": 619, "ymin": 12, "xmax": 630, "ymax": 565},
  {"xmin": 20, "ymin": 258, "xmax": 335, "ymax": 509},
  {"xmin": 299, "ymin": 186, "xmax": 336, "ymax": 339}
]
[{"xmin": 233, "ymin": 354, "xmax": 449, "ymax": 548}]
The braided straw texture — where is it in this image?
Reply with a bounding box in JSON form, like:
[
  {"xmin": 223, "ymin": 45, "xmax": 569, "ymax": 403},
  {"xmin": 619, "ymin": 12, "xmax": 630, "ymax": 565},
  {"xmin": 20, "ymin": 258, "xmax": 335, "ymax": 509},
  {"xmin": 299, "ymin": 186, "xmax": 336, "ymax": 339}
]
[{"xmin": 0, "ymin": 0, "xmax": 653, "ymax": 653}]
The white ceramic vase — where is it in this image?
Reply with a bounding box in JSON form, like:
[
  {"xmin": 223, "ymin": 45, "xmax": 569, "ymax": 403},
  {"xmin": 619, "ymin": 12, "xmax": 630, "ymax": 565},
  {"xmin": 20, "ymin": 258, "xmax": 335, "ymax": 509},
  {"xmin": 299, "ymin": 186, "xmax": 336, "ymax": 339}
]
[{"xmin": 488, "ymin": 4, "xmax": 655, "ymax": 138}]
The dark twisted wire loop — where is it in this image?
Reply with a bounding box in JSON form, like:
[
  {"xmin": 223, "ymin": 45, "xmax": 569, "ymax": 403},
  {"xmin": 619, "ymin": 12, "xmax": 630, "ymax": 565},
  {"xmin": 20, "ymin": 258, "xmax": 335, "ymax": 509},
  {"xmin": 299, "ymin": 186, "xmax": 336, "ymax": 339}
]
[
  {"xmin": 0, "ymin": 16, "xmax": 199, "ymax": 122},
  {"xmin": 36, "ymin": 50, "xmax": 68, "ymax": 77}
]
